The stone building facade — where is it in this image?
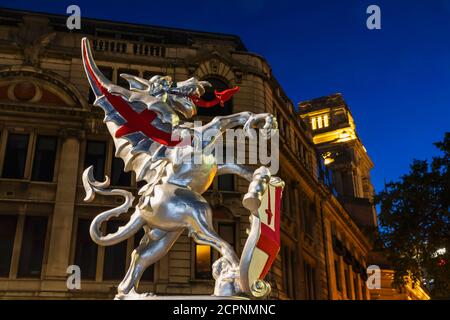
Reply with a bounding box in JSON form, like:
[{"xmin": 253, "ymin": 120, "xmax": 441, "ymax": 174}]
[
  {"xmin": 298, "ymin": 93, "xmax": 377, "ymax": 235},
  {"xmin": 298, "ymin": 94, "xmax": 430, "ymax": 300},
  {"xmin": 0, "ymin": 8, "xmax": 374, "ymax": 299}
]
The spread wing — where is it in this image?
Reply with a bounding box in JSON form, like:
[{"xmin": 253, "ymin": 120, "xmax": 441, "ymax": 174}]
[{"xmin": 81, "ymin": 37, "xmax": 185, "ymax": 191}]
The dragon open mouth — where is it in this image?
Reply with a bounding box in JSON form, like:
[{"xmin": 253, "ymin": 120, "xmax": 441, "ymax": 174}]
[{"xmin": 189, "ymin": 86, "xmax": 240, "ymax": 108}]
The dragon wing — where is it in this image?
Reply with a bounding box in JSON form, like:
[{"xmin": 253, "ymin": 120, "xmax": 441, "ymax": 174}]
[{"xmin": 81, "ymin": 38, "xmax": 185, "ymax": 190}]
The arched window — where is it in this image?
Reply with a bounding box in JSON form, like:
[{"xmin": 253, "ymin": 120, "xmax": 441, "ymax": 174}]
[{"xmin": 196, "ymin": 77, "xmax": 233, "ymax": 116}]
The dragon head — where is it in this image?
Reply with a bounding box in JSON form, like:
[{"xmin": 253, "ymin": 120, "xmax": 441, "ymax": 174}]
[
  {"xmin": 82, "ymin": 37, "xmax": 238, "ymax": 147},
  {"xmin": 136, "ymin": 75, "xmax": 212, "ymax": 119},
  {"xmin": 120, "ymin": 73, "xmax": 239, "ymax": 120}
]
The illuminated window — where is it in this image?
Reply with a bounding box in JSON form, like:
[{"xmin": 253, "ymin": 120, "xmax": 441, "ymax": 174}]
[
  {"xmin": 323, "ymin": 114, "xmax": 329, "ymax": 127},
  {"xmin": 195, "ymin": 244, "xmax": 212, "ymax": 279},
  {"xmin": 311, "ymin": 117, "xmax": 317, "ymax": 130},
  {"xmin": 317, "ymin": 116, "xmax": 323, "ymax": 129}
]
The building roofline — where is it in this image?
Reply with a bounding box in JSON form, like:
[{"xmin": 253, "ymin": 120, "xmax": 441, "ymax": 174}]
[
  {"xmin": 298, "ymin": 92, "xmax": 351, "ymax": 114},
  {"xmin": 0, "ymin": 6, "xmax": 248, "ymax": 51}
]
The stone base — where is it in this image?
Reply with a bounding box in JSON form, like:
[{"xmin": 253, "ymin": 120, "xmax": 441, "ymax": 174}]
[{"xmin": 115, "ymin": 293, "xmax": 250, "ymax": 300}]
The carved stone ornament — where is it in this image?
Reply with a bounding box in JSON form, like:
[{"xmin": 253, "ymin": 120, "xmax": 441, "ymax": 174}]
[{"xmin": 10, "ymin": 15, "xmax": 56, "ymax": 67}]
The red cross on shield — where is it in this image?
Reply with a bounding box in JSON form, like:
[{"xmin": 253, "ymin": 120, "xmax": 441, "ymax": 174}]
[{"xmin": 239, "ymin": 178, "xmax": 284, "ymax": 296}]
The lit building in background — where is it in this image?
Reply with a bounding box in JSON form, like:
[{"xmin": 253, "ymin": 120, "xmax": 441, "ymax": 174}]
[
  {"xmin": 299, "ymin": 93, "xmax": 430, "ymax": 300},
  {"xmin": 299, "ymin": 93, "xmax": 377, "ymax": 233},
  {"xmin": 0, "ymin": 8, "xmax": 426, "ymax": 300}
]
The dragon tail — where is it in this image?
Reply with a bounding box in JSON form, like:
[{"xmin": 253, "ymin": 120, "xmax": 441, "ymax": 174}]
[{"xmin": 82, "ymin": 166, "xmax": 145, "ymax": 246}]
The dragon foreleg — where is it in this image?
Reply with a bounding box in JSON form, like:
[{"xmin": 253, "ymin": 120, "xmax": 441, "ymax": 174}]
[
  {"xmin": 199, "ymin": 111, "xmax": 277, "ymax": 154},
  {"xmin": 217, "ymin": 163, "xmax": 274, "ymax": 213}
]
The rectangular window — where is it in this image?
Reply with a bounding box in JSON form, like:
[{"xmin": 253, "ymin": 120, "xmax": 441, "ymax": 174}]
[
  {"xmin": 218, "ymin": 174, "xmax": 234, "ymax": 191},
  {"xmin": 2, "ymin": 133, "xmax": 29, "ymax": 179},
  {"xmin": 282, "ymin": 245, "xmax": 295, "ymax": 298},
  {"xmin": 302, "ymin": 200, "xmax": 315, "ymax": 237},
  {"xmin": 290, "ymin": 249, "xmax": 297, "ymax": 298},
  {"xmin": 218, "ymin": 223, "xmax": 235, "ymax": 251},
  {"xmin": 279, "ymin": 117, "xmax": 286, "ymax": 136},
  {"xmin": 353, "ymin": 274, "xmax": 360, "ymax": 299},
  {"xmin": 282, "ymin": 183, "xmax": 290, "ymax": 216},
  {"xmin": 324, "ymin": 114, "xmax": 330, "ymax": 127},
  {"xmin": 111, "ymin": 147, "xmax": 131, "ymax": 187},
  {"xmin": 361, "ymin": 276, "xmax": 367, "ymax": 300},
  {"xmin": 282, "ymin": 245, "xmax": 288, "ymax": 293},
  {"xmin": 195, "ymin": 244, "xmax": 212, "ymax": 279},
  {"xmin": 304, "ymin": 262, "xmax": 316, "ymax": 300},
  {"xmin": 103, "ymin": 220, "xmax": 127, "ymax": 280},
  {"xmin": 317, "ymin": 116, "xmax": 323, "ymax": 129},
  {"xmin": 133, "ymin": 229, "xmax": 154, "ymax": 282},
  {"xmin": 344, "ymin": 264, "xmax": 352, "ymax": 299},
  {"xmin": 74, "ymin": 219, "xmax": 98, "ymax": 280},
  {"xmin": 31, "ymin": 136, "xmax": 57, "ymax": 182},
  {"xmin": 17, "ymin": 216, "xmax": 48, "ymax": 278},
  {"xmin": 0, "ymin": 215, "xmax": 18, "ymax": 277},
  {"xmin": 289, "ymin": 188, "xmax": 297, "ymax": 218},
  {"xmin": 334, "ymin": 258, "xmax": 342, "ymax": 292},
  {"xmin": 311, "ymin": 117, "xmax": 317, "ymax": 130},
  {"xmin": 84, "ymin": 141, "xmax": 107, "ymax": 182}
]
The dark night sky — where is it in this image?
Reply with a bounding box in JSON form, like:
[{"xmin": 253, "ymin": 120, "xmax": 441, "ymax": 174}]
[{"xmin": 1, "ymin": 0, "xmax": 449, "ymax": 193}]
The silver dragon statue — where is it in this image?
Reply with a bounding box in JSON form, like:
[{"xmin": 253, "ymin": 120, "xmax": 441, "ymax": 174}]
[{"xmin": 81, "ymin": 38, "xmax": 284, "ymax": 299}]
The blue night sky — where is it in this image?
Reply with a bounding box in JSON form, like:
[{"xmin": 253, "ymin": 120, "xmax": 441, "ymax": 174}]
[{"xmin": 1, "ymin": 0, "xmax": 449, "ymax": 193}]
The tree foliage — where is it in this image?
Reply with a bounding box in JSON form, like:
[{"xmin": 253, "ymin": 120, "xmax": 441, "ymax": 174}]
[{"xmin": 375, "ymin": 133, "xmax": 450, "ymax": 299}]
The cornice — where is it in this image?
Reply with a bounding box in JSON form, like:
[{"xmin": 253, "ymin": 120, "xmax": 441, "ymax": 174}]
[
  {"xmin": 0, "ymin": 102, "xmax": 87, "ymax": 120},
  {"xmin": 324, "ymin": 194, "xmax": 372, "ymax": 252}
]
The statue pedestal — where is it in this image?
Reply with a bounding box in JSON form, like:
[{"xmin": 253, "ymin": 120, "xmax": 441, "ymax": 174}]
[{"xmin": 115, "ymin": 292, "xmax": 250, "ymax": 300}]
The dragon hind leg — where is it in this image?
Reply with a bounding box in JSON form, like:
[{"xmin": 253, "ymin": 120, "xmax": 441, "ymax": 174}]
[
  {"xmin": 188, "ymin": 202, "xmax": 239, "ymax": 269},
  {"xmin": 189, "ymin": 209, "xmax": 242, "ymax": 296},
  {"xmin": 117, "ymin": 229, "xmax": 183, "ymax": 297}
]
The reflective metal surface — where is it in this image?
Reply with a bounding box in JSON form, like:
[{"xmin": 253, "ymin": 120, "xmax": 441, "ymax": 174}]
[{"xmin": 81, "ymin": 37, "xmax": 284, "ymax": 299}]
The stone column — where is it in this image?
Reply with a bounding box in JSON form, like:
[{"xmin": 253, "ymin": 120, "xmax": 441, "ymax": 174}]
[{"xmin": 43, "ymin": 129, "xmax": 82, "ymax": 286}]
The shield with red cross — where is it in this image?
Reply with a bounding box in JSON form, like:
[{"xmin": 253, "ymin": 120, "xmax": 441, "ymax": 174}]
[{"xmin": 239, "ymin": 178, "xmax": 284, "ymax": 296}]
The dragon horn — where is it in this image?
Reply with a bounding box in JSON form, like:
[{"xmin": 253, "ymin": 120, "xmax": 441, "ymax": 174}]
[{"xmin": 81, "ymin": 37, "xmax": 113, "ymax": 98}]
